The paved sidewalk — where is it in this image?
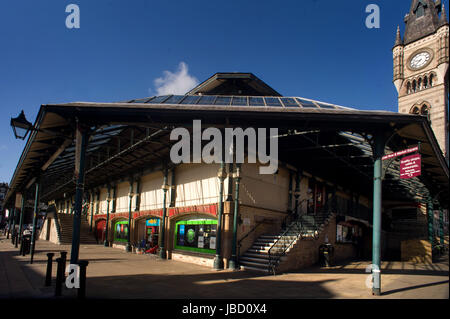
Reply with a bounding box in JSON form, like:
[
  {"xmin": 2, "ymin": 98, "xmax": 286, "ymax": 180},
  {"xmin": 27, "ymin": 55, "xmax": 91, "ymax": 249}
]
[{"xmin": 0, "ymin": 235, "xmax": 448, "ymax": 299}]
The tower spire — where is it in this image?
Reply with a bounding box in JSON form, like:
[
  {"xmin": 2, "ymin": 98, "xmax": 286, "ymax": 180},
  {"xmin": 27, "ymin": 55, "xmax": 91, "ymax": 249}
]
[
  {"xmin": 394, "ymin": 25, "xmax": 403, "ymax": 46},
  {"xmin": 439, "ymin": 3, "xmax": 448, "ymax": 26}
]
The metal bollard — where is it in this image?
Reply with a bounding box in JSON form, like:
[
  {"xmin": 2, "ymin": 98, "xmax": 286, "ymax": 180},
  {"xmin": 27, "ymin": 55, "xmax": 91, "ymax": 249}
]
[
  {"xmin": 77, "ymin": 260, "xmax": 89, "ymax": 299},
  {"xmin": 14, "ymin": 231, "xmax": 19, "ymax": 248},
  {"xmin": 60, "ymin": 251, "xmax": 67, "ymax": 281},
  {"xmin": 45, "ymin": 253, "xmax": 54, "ymax": 287},
  {"xmin": 55, "ymin": 257, "xmax": 64, "ymax": 297}
]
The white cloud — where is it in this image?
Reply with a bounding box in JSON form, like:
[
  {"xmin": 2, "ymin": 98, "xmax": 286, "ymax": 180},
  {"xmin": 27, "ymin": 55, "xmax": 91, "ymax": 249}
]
[{"xmin": 153, "ymin": 62, "xmax": 199, "ymax": 96}]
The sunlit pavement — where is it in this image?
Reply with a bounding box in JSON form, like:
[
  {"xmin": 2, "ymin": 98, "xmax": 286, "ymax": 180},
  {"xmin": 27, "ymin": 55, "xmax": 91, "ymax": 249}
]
[{"xmin": 1, "ymin": 235, "xmax": 448, "ymax": 299}]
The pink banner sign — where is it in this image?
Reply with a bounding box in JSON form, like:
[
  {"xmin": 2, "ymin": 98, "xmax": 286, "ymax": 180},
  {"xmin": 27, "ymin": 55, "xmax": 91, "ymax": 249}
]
[{"xmin": 400, "ymin": 154, "xmax": 421, "ymax": 179}]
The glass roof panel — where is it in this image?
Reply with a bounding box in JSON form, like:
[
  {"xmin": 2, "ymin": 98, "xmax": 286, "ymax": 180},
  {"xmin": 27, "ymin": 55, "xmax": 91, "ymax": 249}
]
[
  {"xmin": 249, "ymin": 97, "xmax": 265, "ymax": 106},
  {"xmin": 280, "ymin": 98, "xmax": 299, "ymax": 107},
  {"xmin": 164, "ymin": 95, "xmax": 185, "ymax": 104},
  {"xmin": 197, "ymin": 95, "xmax": 217, "ymax": 105},
  {"xmin": 296, "ymin": 98, "xmax": 318, "ymax": 108},
  {"xmin": 147, "ymin": 95, "xmax": 170, "ymax": 103},
  {"xmin": 264, "ymin": 97, "xmax": 282, "ymax": 107},
  {"xmin": 215, "ymin": 96, "xmax": 232, "ymax": 106},
  {"xmin": 180, "ymin": 95, "xmax": 201, "ymax": 104},
  {"xmin": 316, "ymin": 102, "xmax": 337, "ymax": 109},
  {"xmin": 231, "ymin": 96, "xmax": 248, "ymax": 106}
]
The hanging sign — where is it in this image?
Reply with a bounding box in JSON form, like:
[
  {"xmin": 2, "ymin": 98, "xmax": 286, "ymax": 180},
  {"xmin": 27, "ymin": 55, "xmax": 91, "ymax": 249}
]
[
  {"xmin": 382, "ymin": 146, "xmax": 419, "ymax": 161},
  {"xmin": 400, "ymin": 154, "xmax": 421, "ymax": 179}
]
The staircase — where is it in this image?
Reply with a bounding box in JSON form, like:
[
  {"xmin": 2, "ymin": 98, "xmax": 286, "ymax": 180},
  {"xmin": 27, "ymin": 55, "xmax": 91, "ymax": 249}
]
[
  {"xmin": 239, "ymin": 210, "xmax": 331, "ymax": 273},
  {"xmin": 56, "ymin": 213, "xmax": 97, "ymax": 245}
]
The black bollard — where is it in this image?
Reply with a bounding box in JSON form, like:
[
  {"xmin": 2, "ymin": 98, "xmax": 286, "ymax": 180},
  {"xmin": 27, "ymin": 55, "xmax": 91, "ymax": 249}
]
[
  {"xmin": 60, "ymin": 251, "xmax": 67, "ymax": 281},
  {"xmin": 77, "ymin": 260, "xmax": 89, "ymax": 299},
  {"xmin": 14, "ymin": 231, "xmax": 19, "ymax": 248},
  {"xmin": 45, "ymin": 253, "xmax": 54, "ymax": 286},
  {"xmin": 55, "ymin": 257, "xmax": 64, "ymax": 297}
]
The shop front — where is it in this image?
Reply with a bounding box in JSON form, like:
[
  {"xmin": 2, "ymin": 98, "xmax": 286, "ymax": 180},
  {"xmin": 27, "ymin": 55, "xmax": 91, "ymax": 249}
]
[
  {"xmin": 135, "ymin": 217, "xmax": 160, "ymax": 254},
  {"xmin": 173, "ymin": 218, "xmax": 217, "ymax": 254},
  {"xmin": 113, "ymin": 220, "xmax": 129, "ymax": 249}
]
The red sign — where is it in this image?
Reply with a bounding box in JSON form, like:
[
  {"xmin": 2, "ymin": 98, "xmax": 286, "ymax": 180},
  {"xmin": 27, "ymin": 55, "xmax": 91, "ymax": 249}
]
[
  {"xmin": 382, "ymin": 146, "xmax": 419, "ymax": 161},
  {"xmin": 400, "ymin": 154, "xmax": 421, "ymax": 179}
]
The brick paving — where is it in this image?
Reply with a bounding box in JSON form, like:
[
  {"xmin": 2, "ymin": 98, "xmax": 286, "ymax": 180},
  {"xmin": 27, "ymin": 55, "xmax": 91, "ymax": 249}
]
[{"xmin": 0, "ymin": 234, "xmax": 448, "ymax": 299}]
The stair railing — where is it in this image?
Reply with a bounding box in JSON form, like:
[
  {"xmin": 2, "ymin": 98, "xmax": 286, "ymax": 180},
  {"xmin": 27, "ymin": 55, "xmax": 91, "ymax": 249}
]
[
  {"xmin": 237, "ymin": 219, "xmax": 267, "ymax": 261},
  {"xmin": 267, "ymin": 215, "xmax": 304, "ymax": 275},
  {"xmin": 54, "ymin": 213, "xmax": 63, "ymax": 244}
]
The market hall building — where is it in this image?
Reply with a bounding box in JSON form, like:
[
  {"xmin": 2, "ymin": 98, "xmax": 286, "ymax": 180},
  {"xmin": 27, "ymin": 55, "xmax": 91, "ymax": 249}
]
[{"xmin": 3, "ymin": 0, "xmax": 449, "ymax": 297}]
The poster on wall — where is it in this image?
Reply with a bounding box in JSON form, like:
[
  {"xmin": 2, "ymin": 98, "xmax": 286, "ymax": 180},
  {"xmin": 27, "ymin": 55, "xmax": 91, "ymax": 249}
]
[
  {"xmin": 175, "ymin": 219, "xmax": 217, "ymax": 253},
  {"xmin": 210, "ymin": 236, "xmax": 216, "ymax": 250}
]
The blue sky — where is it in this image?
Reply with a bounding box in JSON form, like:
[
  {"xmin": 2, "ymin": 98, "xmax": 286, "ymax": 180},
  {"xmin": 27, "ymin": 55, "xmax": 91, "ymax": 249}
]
[{"xmin": 0, "ymin": 0, "xmax": 448, "ymax": 182}]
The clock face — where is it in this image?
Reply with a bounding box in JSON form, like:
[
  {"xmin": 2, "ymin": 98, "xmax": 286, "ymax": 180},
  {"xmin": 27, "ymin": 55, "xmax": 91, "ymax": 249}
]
[{"xmin": 410, "ymin": 52, "xmax": 431, "ymax": 69}]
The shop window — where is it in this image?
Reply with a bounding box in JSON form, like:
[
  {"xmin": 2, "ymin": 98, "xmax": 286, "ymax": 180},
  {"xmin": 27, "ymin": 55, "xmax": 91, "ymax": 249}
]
[
  {"xmin": 137, "ymin": 218, "xmax": 160, "ymax": 251},
  {"xmin": 114, "ymin": 220, "xmax": 129, "ymax": 242},
  {"xmin": 307, "ymin": 180, "xmax": 326, "ymax": 215},
  {"xmin": 174, "ymin": 219, "xmax": 217, "ymax": 254},
  {"xmin": 336, "ymin": 222, "xmax": 362, "ymax": 243}
]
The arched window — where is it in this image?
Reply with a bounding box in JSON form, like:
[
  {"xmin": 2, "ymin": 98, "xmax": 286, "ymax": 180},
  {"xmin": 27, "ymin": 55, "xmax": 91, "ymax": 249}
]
[
  {"xmin": 411, "ymin": 106, "xmax": 420, "ymax": 114},
  {"xmin": 423, "ymin": 76, "xmax": 428, "ymax": 89},
  {"xmin": 429, "ymin": 74, "xmax": 434, "ymax": 87},
  {"xmin": 406, "ymin": 82, "xmax": 411, "ymax": 94},
  {"xmin": 421, "ymin": 104, "xmax": 429, "ymax": 116},
  {"xmin": 412, "ymin": 80, "xmax": 417, "ymax": 93},
  {"xmin": 418, "ymin": 78, "xmax": 422, "ymax": 90}
]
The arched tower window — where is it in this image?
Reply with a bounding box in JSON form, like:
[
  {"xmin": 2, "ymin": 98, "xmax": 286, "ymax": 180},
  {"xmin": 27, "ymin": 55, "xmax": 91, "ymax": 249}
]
[
  {"xmin": 429, "ymin": 74, "xmax": 434, "ymax": 87},
  {"xmin": 418, "ymin": 78, "xmax": 422, "ymax": 90},
  {"xmin": 412, "ymin": 80, "xmax": 417, "ymax": 92},
  {"xmin": 421, "ymin": 104, "xmax": 429, "ymax": 116},
  {"xmin": 411, "ymin": 106, "xmax": 420, "ymax": 114},
  {"xmin": 423, "ymin": 76, "xmax": 428, "ymax": 89},
  {"xmin": 406, "ymin": 82, "xmax": 411, "ymax": 94}
]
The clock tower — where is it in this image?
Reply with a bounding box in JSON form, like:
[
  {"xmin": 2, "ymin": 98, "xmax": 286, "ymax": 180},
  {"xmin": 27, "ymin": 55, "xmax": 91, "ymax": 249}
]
[{"xmin": 393, "ymin": 0, "xmax": 449, "ymax": 161}]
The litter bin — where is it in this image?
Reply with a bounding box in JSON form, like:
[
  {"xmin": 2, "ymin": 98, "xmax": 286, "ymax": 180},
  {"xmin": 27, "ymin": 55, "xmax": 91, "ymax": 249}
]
[
  {"xmin": 319, "ymin": 243, "xmax": 335, "ymax": 267},
  {"xmin": 22, "ymin": 234, "xmax": 31, "ymax": 255}
]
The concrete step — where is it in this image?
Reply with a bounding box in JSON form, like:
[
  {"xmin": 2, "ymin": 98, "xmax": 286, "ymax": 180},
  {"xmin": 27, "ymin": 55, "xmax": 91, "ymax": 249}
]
[
  {"xmin": 239, "ymin": 260, "xmax": 270, "ymax": 269},
  {"xmin": 239, "ymin": 256, "xmax": 270, "ymax": 264},
  {"xmin": 240, "ymin": 265, "xmax": 269, "ymax": 273}
]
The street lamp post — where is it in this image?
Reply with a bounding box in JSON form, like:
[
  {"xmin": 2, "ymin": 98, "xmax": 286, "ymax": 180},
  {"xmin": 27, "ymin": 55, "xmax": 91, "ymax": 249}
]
[
  {"xmin": 159, "ymin": 169, "xmax": 170, "ymax": 259},
  {"xmin": 229, "ymin": 164, "xmax": 241, "ymax": 270},
  {"xmin": 214, "ymin": 162, "xmax": 227, "ymax": 270},
  {"xmin": 126, "ymin": 181, "xmax": 134, "ymax": 253}
]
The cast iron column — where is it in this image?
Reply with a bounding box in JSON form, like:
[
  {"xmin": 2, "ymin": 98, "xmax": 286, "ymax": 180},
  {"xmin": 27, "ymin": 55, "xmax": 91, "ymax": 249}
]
[
  {"xmin": 126, "ymin": 180, "xmax": 134, "ymax": 252},
  {"xmin": 371, "ymin": 132, "xmax": 385, "ymax": 296},
  {"xmin": 89, "ymin": 191, "xmax": 94, "ymax": 232},
  {"xmin": 439, "ymin": 208, "xmax": 444, "ymax": 247},
  {"xmin": 427, "ymin": 200, "xmax": 434, "ymax": 250},
  {"xmin": 214, "ymin": 162, "xmax": 226, "ymax": 270},
  {"xmin": 69, "ymin": 125, "xmax": 88, "ymax": 265},
  {"xmin": 159, "ymin": 169, "xmax": 169, "ymax": 259},
  {"xmin": 18, "ymin": 194, "xmax": 25, "ymax": 248},
  {"xmin": 30, "ymin": 180, "xmax": 40, "ymax": 264},
  {"xmin": 10, "ymin": 207, "xmax": 16, "ymax": 243},
  {"xmin": 229, "ymin": 163, "xmax": 241, "ymax": 270},
  {"xmin": 104, "ymin": 187, "xmax": 111, "ymax": 247}
]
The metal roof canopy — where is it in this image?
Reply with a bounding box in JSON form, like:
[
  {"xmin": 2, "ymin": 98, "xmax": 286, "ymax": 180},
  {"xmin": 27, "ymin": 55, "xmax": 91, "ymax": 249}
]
[{"xmin": 5, "ymin": 100, "xmax": 449, "ymax": 209}]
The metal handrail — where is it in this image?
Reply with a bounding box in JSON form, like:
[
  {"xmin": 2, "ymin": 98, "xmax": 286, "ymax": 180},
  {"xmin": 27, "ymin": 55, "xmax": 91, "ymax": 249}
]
[
  {"xmin": 237, "ymin": 219, "xmax": 266, "ymax": 259},
  {"xmin": 267, "ymin": 205, "xmax": 333, "ymax": 274},
  {"xmin": 268, "ymin": 216, "xmax": 304, "ymax": 275}
]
